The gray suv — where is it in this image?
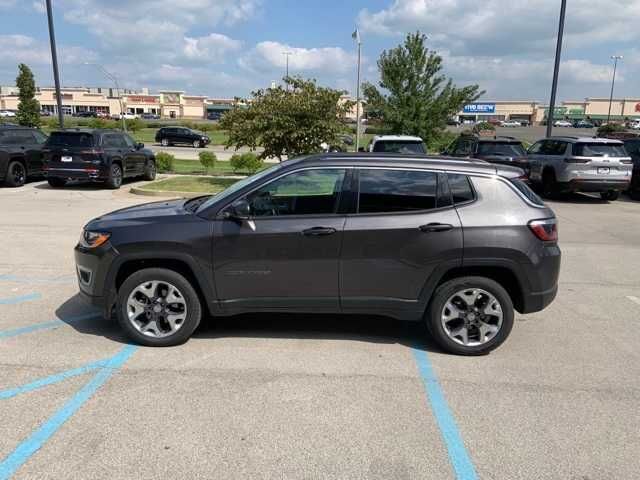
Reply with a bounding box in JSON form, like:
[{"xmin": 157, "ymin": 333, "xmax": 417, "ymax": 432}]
[
  {"xmin": 74, "ymin": 154, "xmax": 560, "ymax": 356},
  {"xmin": 527, "ymin": 136, "xmax": 632, "ymax": 200}
]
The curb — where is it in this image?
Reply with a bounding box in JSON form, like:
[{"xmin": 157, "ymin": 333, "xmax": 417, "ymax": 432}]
[{"xmin": 129, "ymin": 187, "xmax": 203, "ymax": 198}]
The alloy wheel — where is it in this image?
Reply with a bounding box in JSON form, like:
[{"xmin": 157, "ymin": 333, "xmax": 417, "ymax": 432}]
[
  {"xmin": 126, "ymin": 280, "xmax": 188, "ymax": 338},
  {"xmin": 12, "ymin": 163, "xmax": 26, "ymax": 185},
  {"xmin": 440, "ymin": 288, "xmax": 503, "ymax": 347}
]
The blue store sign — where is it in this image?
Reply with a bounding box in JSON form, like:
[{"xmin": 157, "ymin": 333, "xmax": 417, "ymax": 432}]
[{"xmin": 463, "ymin": 103, "xmax": 496, "ymax": 114}]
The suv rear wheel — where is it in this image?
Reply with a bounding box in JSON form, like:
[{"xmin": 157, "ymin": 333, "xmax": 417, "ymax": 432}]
[
  {"xmin": 426, "ymin": 276, "xmax": 514, "ymax": 356},
  {"xmin": 192, "ymin": 140, "xmax": 201, "ymax": 148},
  {"xmin": 161, "ymin": 138, "xmax": 170, "ymax": 147},
  {"xmin": 143, "ymin": 160, "xmax": 156, "ymax": 181},
  {"xmin": 5, "ymin": 160, "xmax": 26, "ymax": 187},
  {"xmin": 105, "ymin": 163, "xmax": 122, "ymax": 189},
  {"xmin": 116, "ymin": 268, "xmax": 202, "ymax": 347},
  {"xmin": 600, "ymin": 190, "xmax": 620, "ymax": 201}
]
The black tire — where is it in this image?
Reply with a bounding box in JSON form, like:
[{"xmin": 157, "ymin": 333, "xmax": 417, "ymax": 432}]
[
  {"xmin": 5, "ymin": 160, "xmax": 26, "ymax": 187},
  {"xmin": 105, "ymin": 163, "xmax": 123, "ymax": 189},
  {"xmin": 192, "ymin": 140, "xmax": 201, "ymax": 148},
  {"xmin": 541, "ymin": 169, "xmax": 558, "ymax": 198},
  {"xmin": 116, "ymin": 268, "xmax": 202, "ymax": 347},
  {"xmin": 426, "ymin": 276, "xmax": 514, "ymax": 356},
  {"xmin": 600, "ymin": 190, "xmax": 620, "ymax": 201},
  {"xmin": 161, "ymin": 138, "xmax": 170, "ymax": 147},
  {"xmin": 143, "ymin": 159, "xmax": 157, "ymax": 181},
  {"xmin": 47, "ymin": 177, "xmax": 66, "ymax": 188}
]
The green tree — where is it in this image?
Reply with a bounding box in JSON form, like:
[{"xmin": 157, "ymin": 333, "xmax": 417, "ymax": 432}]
[
  {"xmin": 15, "ymin": 64, "xmax": 41, "ymax": 127},
  {"xmin": 198, "ymin": 150, "xmax": 217, "ymax": 174},
  {"xmin": 362, "ymin": 32, "xmax": 483, "ymax": 144},
  {"xmin": 125, "ymin": 118, "xmax": 143, "ymax": 135},
  {"xmin": 229, "ymin": 152, "xmax": 264, "ymax": 173},
  {"xmin": 220, "ymin": 77, "xmax": 353, "ymax": 161}
]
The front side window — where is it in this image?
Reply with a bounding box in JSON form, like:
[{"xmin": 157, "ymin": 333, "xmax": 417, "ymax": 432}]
[
  {"xmin": 123, "ymin": 135, "xmax": 136, "ymax": 148},
  {"xmin": 357, "ymin": 169, "xmax": 438, "ymax": 213},
  {"xmin": 246, "ymin": 169, "xmax": 346, "ymax": 217}
]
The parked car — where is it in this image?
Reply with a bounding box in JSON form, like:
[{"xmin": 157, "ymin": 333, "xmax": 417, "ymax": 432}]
[
  {"xmin": 500, "ymin": 120, "xmax": 521, "ymax": 127},
  {"xmin": 0, "ymin": 125, "xmax": 48, "ymax": 187},
  {"xmin": 141, "ymin": 113, "xmax": 160, "ymax": 120},
  {"xmin": 155, "ymin": 126, "xmax": 211, "ymax": 148},
  {"xmin": 96, "ymin": 111, "xmax": 109, "ymax": 118},
  {"xmin": 622, "ymin": 138, "xmax": 640, "ymax": 199},
  {"xmin": 207, "ymin": 112, "xmax": 222, "ymax": 121},
  {"xmin": 573, "ymin": 120, "xmax": 594, "ymax": 129},
  {"xmin": 121, "ymin": 112, "xmax": 139, "ymax": 120},
  {"xmin": 0, "ymin": 110, "xmax": 16, "ymax": 118},
  {"xmin": 365, "ymin": 135, "xmax": 426, "ymax": 154},
  {"xmin": 40, "ymin": 110, "xmax": 53, "ymax": 117},
  {"xmin": 446, "ymin": 119, "xmax": 460, "ymax": 126},
  {"xmin": 629, "ymin": 120, "xmax": 640, "ymax": 130},
  {"xmin": 73, "ymin": 111, "xmax": 97, "ymax": 118},
  {"xmin": 43, "ymin": 129, "xmax": 156, "ymax": 189},
  {"xmin": 445, "ymin": 135, "xmax": 530, "ymax": 174},
  {"xmin": 553, "ymin": 120, "xmax": 573, "ymax": 127},
  {"xmin": 527, "ymin": 136, "xmax": 632, "ymax": 200},
  {"xmin": 74, "ymin": 153, "xmax": 560, "ymax": 355}
]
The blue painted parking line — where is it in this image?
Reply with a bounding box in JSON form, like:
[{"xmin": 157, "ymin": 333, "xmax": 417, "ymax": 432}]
[
  {"xmin": 0, "ymin": 293, "xmax": 42, "ymax": 305},
  {"xmin": 0, "ymin": 312, "xmax": 100, "ymax": 340},
  {"xmin": 0, "ymin": 344, "xmax": 138, "ymax": 480},
  {"xmin": 413, "ymin": 348, "xmax": 478, "ymax": 480},
  {"xmin": 0, "ymin": 359, "xmax": 108, "ymax": 400},
  {"xmin": 0, "ymin": 274, "xmax": 75, "ymax": 285}
]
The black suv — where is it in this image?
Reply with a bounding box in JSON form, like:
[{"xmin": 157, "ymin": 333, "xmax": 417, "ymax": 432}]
[
  {"xmin": 43, "ymin": 129, "xmax": 156, "ymax": 189},
  {"xmin": 75, "ymin": 154, "xmax": 560, "ymax": 355},
  {"xmin": 446, "ymin": 135, "xmax": 530, "ymax": 174},
  {"xmin": 0, "ymin": 125, "xmax": 48, "ymax": 187},
  {"xmin": 622, "ymin": 138, "xmax": 640, "ymax": 199},
  {"xmin": 155, "ymin": 127, "xmax": 210, "ymax": 148}
]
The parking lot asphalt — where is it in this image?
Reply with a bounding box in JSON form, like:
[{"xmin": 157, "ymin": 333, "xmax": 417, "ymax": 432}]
[{"xmin": 1, "ymin": 180, "xmax": 639, "ymax": 479}]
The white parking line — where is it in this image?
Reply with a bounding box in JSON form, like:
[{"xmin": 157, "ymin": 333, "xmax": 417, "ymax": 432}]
[{"xmin": 625, "ymin": 296, "xmax": 640, "ymax": 306}]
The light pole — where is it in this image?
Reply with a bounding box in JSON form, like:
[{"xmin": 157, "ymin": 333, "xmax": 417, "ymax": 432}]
[
  {"xmin": 85, "ymin": 62, "xmax": 126, "ymax": 131},
  {"xmin": 546, "ymin": 0, "xmax": 567, "ymax": 138},
  {"xmin": 45, "ymin": 0, "xmax": 64, "ymax": 128},
  {"xmin": 607, "ymin": 55, "xmax": 623, "ymax": 124},
  {"xmin": 352, "ymin": 28, "xmax": 362, "ymax": 152},
  {"xmin": 282, "ymin": 51, "xmax": 293, "ymax": 89}
]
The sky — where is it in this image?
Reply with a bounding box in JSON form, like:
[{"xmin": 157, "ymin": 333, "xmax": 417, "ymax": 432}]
[{"xmin": 0, "ymin": 0, "xmax": 639, "ymax": 103}]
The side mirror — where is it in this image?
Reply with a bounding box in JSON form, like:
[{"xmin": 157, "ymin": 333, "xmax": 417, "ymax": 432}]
[
  {"xmin": 136, "ymin": 142, "xmax": 144, "ymax": 150},
  {"xmin": 224, "ymin": 199, "xmax": 251, "ymax": 221},
  {"xmin": 357, "ymin": 147, "xmax": 365, "ymax": 152}
]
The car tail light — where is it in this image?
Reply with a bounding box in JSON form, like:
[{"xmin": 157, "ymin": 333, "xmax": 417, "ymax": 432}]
[
  {"xmin": 528, "ymin": 218, "xmax": 558, "ymax": 242},
  {"xmin": 564, "ymin": 157, "xmax": 590, "ymax": 163}
]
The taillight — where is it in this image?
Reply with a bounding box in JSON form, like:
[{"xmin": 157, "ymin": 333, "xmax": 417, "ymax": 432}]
[
  {"xmin": 528, "ymin": 218, "xmax": 558, "ymax": 242},
  {"xmin": 564, "ymin": 157, "xmax": 590, "ymax": 163}
]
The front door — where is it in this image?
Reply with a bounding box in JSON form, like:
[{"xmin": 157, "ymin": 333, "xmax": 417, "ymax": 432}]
[
  {"xmin": 122, "ymin": 134, "xmax": 145, "ymax": 174},
  {"xmin": 213, "ymin": 168, "xmax": 349, "ymax": 311},
  {"xmin": 341, "ymin": 168, "xmax": 463, "ymax": 315}
]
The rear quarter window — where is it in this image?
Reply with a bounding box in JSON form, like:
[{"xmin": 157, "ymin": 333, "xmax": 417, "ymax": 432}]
[
  {"xmin": 447, "ymin": 174, "xmax": 475, "ymax": 204},
  {"xmin": 573, "ymin": 143, "xmax": 627, "ymax": 157},
  {"xmin": 47, "ymin": 132, "xmax": 95, "ymax": 147},
  {"xmin": 508, "ymin": 178, "xmax": 544, "ymax": 206}
]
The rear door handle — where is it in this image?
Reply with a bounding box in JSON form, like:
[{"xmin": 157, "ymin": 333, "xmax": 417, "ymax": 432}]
[
  {"xmin": 302, "ymin": 227, "xmax": 337, "ymax": 236},
  {"xmin": 419, "ymin": 223, "xmax": 453, "ymax": 233}
]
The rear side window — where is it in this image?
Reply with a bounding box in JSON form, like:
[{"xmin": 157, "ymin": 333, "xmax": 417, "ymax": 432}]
[
  {"xmin": 47, "ymin": 132, "xmax": 94, "ymax": 147},
  {"xmin": 508, "ymin": 179, "xmax": 544, "ymax": 206},
  {"xmin": 447, "ymin": 174, "xmax": 475, "ymax": 204},
  {"xmin": 357, "ymin": 169, "xmax": 437, "ymax": 213},
  {"xmin": 372, "ymin": 141, "xmax": 426, "ymax": 154},
  {"xmin": 477, "ymin": 142, "xmax": 526, "ymax": 157},
  {"xmin": 573, "ymin": 143, "xmax": 627, "ymax": 157}
]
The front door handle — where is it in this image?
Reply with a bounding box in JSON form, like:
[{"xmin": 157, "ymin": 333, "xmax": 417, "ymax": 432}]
[
  {"xmin": 302, "ymin": 227, "xmax": 337, "ymax": 236},
  {"xmin": 419, "ymin": 223, "xmax": 453, "ymax": 233}
]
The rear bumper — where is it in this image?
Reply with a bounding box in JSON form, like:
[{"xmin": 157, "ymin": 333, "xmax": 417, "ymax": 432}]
[
  {"xmin": 45, "ymin": 166, "xmax": 109, "ymax": 182},
  {"xmin": 564, "ymin": 179, "xmax": 630, "ymax": 192},
  {"xmin": 521, "ymin": 283, "xmax": 558, "ymax": 314}
]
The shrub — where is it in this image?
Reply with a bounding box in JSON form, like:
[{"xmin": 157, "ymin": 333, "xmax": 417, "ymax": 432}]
[
  {"xmin": 198, "ymin": 150, "xmax": 217, "ymax": 173},
  {"xmin": 87, "ymin": 118, "xmax": 108, "ymax": 129},
  {"xmin": 473, "ymin": 121, "xmax": 495, "ymax": 134},
  {"xmin": 125, "ymin": 118, "xmax": 144, "ymax": 133},
  {"xmin": 597, "ymin": 123, "xmax": 626, "ymax": 137},
  {"xmin": 155, "ymin": 152, "xmax": 175, "ymax": 173},
  {"xmin": 230, "ymin": 152, "xmax": 263, "ymax": 174}
]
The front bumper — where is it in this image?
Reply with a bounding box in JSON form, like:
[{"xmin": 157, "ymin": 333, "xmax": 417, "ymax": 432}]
[{"xmin": 74, "ymin": 244, "xmax": 117, "ymax": 319}]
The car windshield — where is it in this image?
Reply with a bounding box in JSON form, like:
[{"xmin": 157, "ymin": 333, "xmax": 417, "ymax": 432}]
[
  {"xmin": 477, "ymin": 142, "xmax": 526, "ymax": 157},
  {"xmin": 372, "ymin": 141, "xmax": 426, "ymax": 154},
  {"xmin": 573, "ymin": 143, "xmax": 627, "ymax": 157},
  {"xmin": 46, "ymin": 132, "xmax": 94, "ymax": 147},
  {"xmin": 196, "ymin": 163, "xmax": 283, "ymax": 213}
]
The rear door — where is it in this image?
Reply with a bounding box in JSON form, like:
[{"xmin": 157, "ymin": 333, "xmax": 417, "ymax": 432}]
[
  {"xmin": 44, "ymin": 131, "xmax": 97, "ymax": 173},
  {"xmin": 340, "ymin": 168, "xmax": 463, "ymax": 316}
]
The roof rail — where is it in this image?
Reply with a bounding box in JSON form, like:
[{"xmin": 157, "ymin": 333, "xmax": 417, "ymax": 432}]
[{"xmin": 550, "ymin": 135, "xmax": 579, "ymax": 140}]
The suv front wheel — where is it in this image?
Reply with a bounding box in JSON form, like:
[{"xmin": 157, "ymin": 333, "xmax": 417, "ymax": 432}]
[
  {"xmin": 426, "ymin": 276, "xmax": 514, "ymax": 356},
  {"xmin": 116, "ymin": 268, "xmax": 202, "ymax": 347}
]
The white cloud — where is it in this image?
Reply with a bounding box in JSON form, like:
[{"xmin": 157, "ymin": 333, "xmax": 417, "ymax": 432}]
[
  {"xmin": 240, "ymin": 41, "xmax": 357, "ymax": 74},
  {"xmin": 183, "ymin": 34, "xmax": 242, "ymax": 62},
  {"xmin": 0, "ymin": 34, "xmax": 97, "ymax": 66},
  {"xmin": 31, "ymin": 0, "xmax": 44, "ymax": 13}
]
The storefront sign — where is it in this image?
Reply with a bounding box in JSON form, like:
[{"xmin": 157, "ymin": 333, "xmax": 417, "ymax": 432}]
[
  {"xmin": 463, "ymin": 103, "xmax": 496, "ymax": 114},
  {"xmin": 54, "ymin": 93, "xmax": 73, "ymax": 101},
  {"xmin": 127, "ymin": 95, "xmax": 159, "ymax": 104},
  {"xmin": 163, "ymin": 93, "xmax": 181, "ymax": 104},
  {"xmin": 635, "ymin": 103, "xmax": 640, "ymax": 113},
  {"xmin": 569, "ymin": 108, "xmax": 584, "ymax": 115}
]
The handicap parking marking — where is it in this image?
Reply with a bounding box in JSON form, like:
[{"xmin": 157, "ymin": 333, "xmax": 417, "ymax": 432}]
[
  {"xmin": 0, "ymin": 274, "xmax": 75, "ymax": 285},
  {"xmin": 0, "ymin": 344, "xmax": 138, "ymax": 480},
  {"xmin": 0, "ymin": 293, "xmax": 42, "ymax": 305},
  {"xmin": 0, "ymin": 312, "xmax": 100, "ymax": 340},
  {"xmin": 413, "ymin": 348, "xmax": 478, "ymax": 480},
  {"xmin": 625, "ymin": 296, "xmax": 640, "ymax": 306}
]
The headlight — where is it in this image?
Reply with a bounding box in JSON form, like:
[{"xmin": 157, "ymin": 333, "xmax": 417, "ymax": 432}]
[{"xmin": 79, "ymin": 230, "xmax": 110, "ymax": 249}]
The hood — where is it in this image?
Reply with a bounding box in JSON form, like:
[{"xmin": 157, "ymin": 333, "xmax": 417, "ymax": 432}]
[{"xmin": 86, "ymin": 199, "xmax": 187, "ymax": 229}]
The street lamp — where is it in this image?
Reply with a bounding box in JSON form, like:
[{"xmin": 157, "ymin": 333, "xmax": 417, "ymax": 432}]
[
  {"xmin": 44, "ymin": 0, "xmax": 64, "ymax": 128},
  {"xmin": 282, "ymin": 51, "xmax": 293, "ymax": 89},
  {"xmin": 607, "ymin": 55, "xmax": 623, "ymax": 124},
  {"xmin": 352, "ymin": 28, "xmax": 362, "ymax": 152},
  {"xmin": 545, "ymin": 0, "xmax": 567, "ymax": 138},
  {"xmin": 84, "ymin": 62, "xmax": 126, "ymax": 131}
]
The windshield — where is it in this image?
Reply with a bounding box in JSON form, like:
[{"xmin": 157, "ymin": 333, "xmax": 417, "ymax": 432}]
[
  {"xmin": 196, "ymin": 163, "xmax": 283, "ymax": 213},
  {"xmin": 372, "ymin": 140, "xmax": 426, "ymax": 154},
  {"xmin": 46, "ymin": 132, "xmax": 94, "ymax": 148},
  {"xmin": 477, "ymin": 142, "xmax": 526, "ymax": 157},
  {"xmin": 573, "ymin": 143, "xmax": 627, "ymax": 157}
]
